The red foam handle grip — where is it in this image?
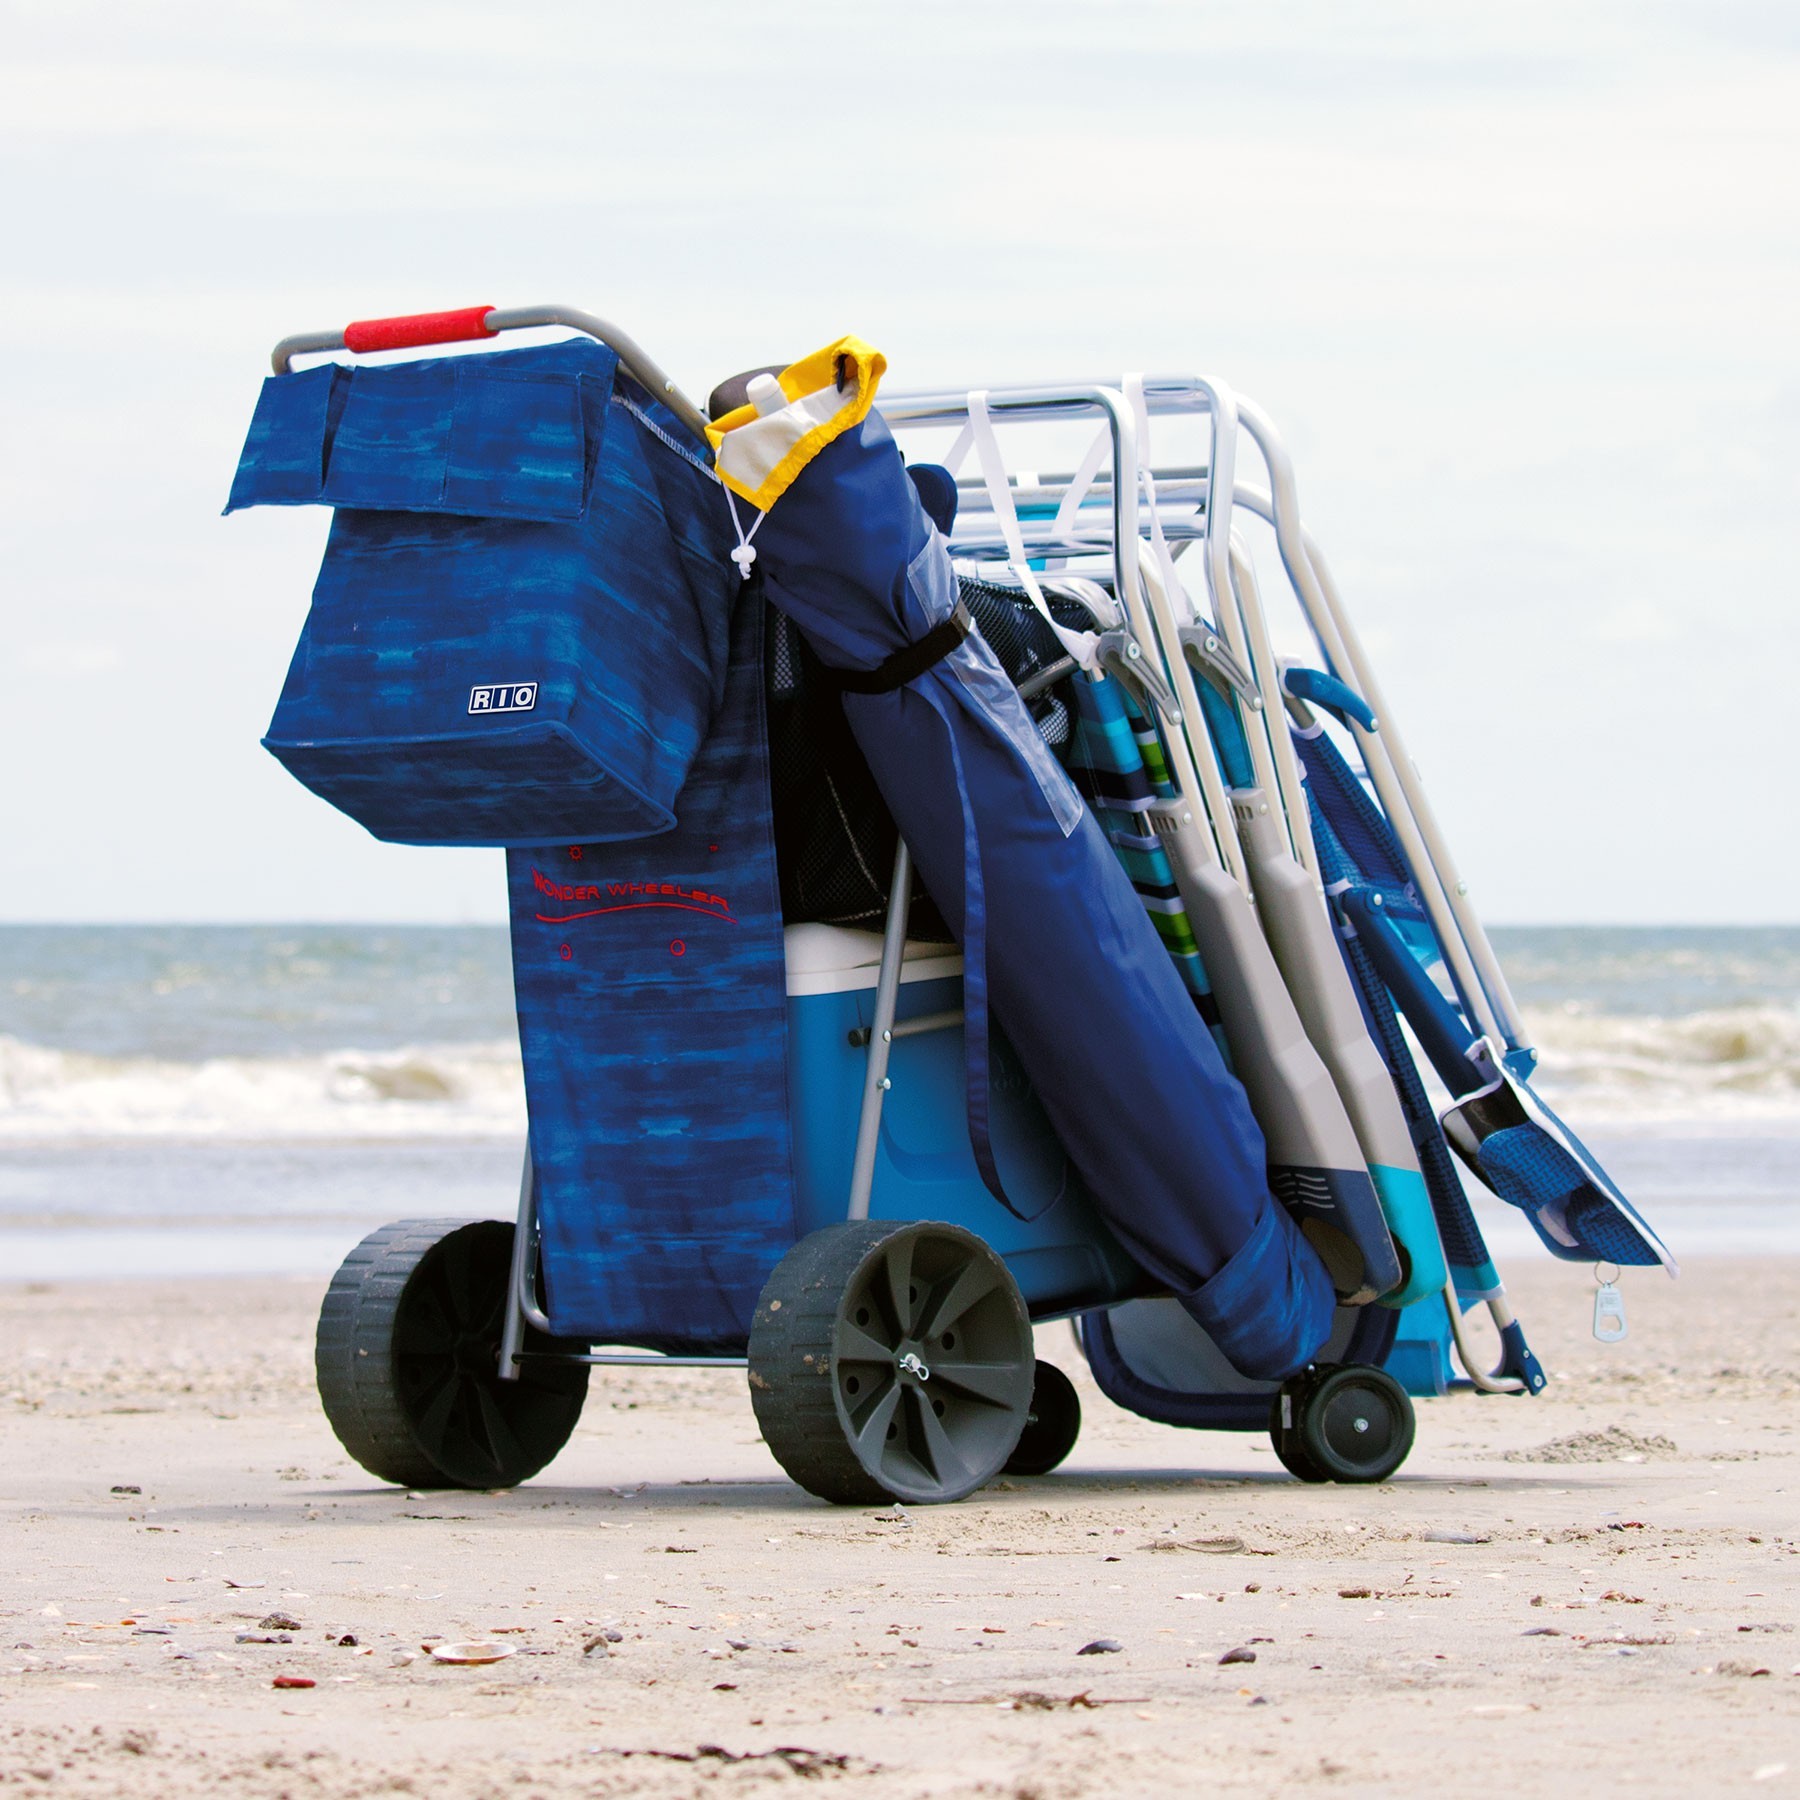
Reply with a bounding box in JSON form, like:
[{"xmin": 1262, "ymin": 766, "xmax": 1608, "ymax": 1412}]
[{"xmin": 342, "ymin": 305, "xmax": 498, "ymax": 354}]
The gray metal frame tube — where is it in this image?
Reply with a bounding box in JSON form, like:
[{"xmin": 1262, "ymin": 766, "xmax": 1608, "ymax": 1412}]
[
  {"xmin": 497, "ymin": 1147, "xmax": 552, "ymax": 1379},
  {"xmin": 271, "ymin": 304, "xmax": 710, "ymax": 443},
  {"xmin": 846, "ymin": 842, "xmax": 914, "ymax": 1221}
]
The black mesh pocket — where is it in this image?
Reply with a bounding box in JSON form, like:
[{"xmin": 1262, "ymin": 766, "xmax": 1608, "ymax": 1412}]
[
  {"xmin": 764, "ymin": 603, "xmax": 950, "ymax": 936},
  {"xmin": 762, "ymin": 575, "xmax": 1092, "ymax": 934},
  {"xmin": 955, "ymin": 577, "xmax": 1096, "ymax": 754}
]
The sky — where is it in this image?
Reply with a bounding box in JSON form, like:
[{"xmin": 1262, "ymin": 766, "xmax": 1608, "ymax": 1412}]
[{"xmin": 1, "ymin": 0, "xmax": 1796, "ymax": 925}]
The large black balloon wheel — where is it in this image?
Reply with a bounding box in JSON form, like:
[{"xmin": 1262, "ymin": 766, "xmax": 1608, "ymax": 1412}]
[
  {"xmin": 1270, "ymin": 1363, "xmax": 1414, "ymax": 1484},
  {"xmin": 1004, "ymin": 1360, "xmax": 1082, "ymax": 1476},
  {"xmin": 749, "ymin": 1220, "xmax": 1036, "ymax": 1505},
  {"xmin": 316, "ymin": 1218, "xmax": 589, "ymax": 1490}
]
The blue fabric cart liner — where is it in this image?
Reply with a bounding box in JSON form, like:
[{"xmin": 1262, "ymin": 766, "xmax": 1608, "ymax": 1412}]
[
  {"xmin": 506, "ymin": 581, "xmax": 796, "ymax": 1350},
  {"xmin": 227, "ymin": 341, "xmax": 736, "ymax": 848},
  {"xmin": 750, "ymin": 411, "xmax": 1335, "ymax": 1381}
]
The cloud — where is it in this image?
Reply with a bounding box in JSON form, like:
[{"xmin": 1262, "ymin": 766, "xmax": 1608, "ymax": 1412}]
[{"xmin": 0, "ymin": 0, "xmax": 1796, "ymax": 921}]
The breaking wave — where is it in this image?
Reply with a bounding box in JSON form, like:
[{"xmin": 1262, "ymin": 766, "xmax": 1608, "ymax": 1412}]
[
  {"xmin": 2, "ymin": 1000, "xmax": 1796, "ymax": 1143},
  {"xmin": 0, "ymin": 1034, "xmax": 525, "ymax": 1142},
  {"xmin": 1522, "ymin": 1002, "xmax": 1800, "ymax": 1124}
]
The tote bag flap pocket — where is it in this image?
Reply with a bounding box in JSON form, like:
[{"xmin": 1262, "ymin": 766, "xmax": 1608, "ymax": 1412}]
[{"xmin": 233, "ymin": 340, "xmax": 735, "ymax": 847}]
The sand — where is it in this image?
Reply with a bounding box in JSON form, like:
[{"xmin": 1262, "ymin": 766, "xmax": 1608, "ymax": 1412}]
[{"xmin": 1, "ymin": 1257, "xmax": 1797, "ymax": 1798}]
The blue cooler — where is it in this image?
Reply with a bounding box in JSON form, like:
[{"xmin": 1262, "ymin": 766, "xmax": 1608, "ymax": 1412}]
[{"xmin": 781, "ymin": 923, "xmax": 1148, "ymax": 1312}]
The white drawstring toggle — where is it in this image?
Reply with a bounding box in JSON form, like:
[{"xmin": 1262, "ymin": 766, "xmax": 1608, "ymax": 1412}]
[{"xmin": 721, "ymin": 483, "xmax": 767, "ymax": 582}]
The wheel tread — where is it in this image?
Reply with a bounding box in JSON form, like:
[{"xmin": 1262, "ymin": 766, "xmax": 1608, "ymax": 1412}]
[
  {"xmin": 314, "ymin": 1218, "xmax": 586, "ymax": 1490},
  {"xmin": 749, "ymin": 1221, "xmax": 1032, "ymax": 1506},
  {"xmin": 1288, "ymin": 1363, "xmax": 1415, "ymax": 1484},
  {"xmin": 316, "ymin": 1220, "xmax": 471, "ymax": 1487}
]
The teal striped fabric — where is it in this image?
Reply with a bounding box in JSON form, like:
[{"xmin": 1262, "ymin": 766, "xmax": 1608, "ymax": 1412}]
[{"xmin": 1067, "ymin": 674, "xmax": 1227, "ymax": 1052}]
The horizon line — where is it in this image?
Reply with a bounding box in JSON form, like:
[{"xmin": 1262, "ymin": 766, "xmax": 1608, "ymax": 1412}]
[{"xmin": 1, "ymin": 917, "xmax": 1798, "ymax": 933}]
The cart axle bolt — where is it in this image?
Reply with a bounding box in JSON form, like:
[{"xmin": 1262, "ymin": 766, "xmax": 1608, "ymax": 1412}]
[{"xmin": 896, "ymin": 1352, "xmax": 931, "ymax": 1382}]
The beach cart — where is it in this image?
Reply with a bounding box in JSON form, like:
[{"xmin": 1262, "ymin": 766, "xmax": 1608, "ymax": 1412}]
[{"xmin": 227, "ymin": 305, "xmax": 1671, "ymax": 1504}]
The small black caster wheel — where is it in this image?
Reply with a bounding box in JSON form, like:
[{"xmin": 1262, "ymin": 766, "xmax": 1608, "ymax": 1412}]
[
  {"xmin": 1271, "ymin": 1363, "xmax": 1414, "ymax": 1484},
  {"xmin": 1004, "ymin": 1360, "xmax": 1081, "ymax": 1476},
  {"xmin": 1269, "ymin": 1367, "xmax": 1330, "ymax": 1482},
  {"xmin": 748, "ymin": 1220, "xmax": 1035, "ymax": 1505},
  {"xmin": 315, "ymin": 1219, "xmax": 589, "ymax": 1490}
]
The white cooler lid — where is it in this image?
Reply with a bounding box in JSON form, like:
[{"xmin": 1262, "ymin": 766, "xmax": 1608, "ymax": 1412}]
[{"xmin": 783, "ymin": 924, "xmax": 963, "ymax": 997}]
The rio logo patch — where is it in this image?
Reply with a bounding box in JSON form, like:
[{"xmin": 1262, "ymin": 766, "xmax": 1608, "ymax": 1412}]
[{"xmin": 469, "ymin": 681, "xmax": 538, "ymax": 715}]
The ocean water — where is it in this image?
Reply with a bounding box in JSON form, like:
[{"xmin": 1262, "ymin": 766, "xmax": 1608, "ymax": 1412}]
[{"xmin": 0, "ymin": 924, "xmax": 1795, "ymax": 1277}]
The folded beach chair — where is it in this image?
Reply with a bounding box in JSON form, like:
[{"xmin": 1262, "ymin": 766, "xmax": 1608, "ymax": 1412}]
[
  {"xmin": 934, "ymin": 396, "xmax": 1404, "ymax": 1309},
  {"xmin": 929, "ymin": 369, "xmax": 1673, "ymax": 1407}
]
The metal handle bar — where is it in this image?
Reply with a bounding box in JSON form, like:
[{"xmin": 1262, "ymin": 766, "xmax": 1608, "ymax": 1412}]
[
  {"xmin": 1219, "ymin": 405, "xmax": 1516, "ymax": 1049},
  {"xmin": 269, "ymin": 303, "xmax": 711, "ymax": 442},
  {"xmin": 881, "ymin": 385, "xmax": 1138, "ymax": 427},
  {"xmin": 883, "ymin": 375, "xmax": 1228, "ymax": 421},
  {"xmin": 877, "ymin": 384, "xmax": 1150, "ymax": 662},
  {"xmin": 950, "ymin": 532, "xmax": 1201, "ymax": 563},
  {"xmin": 949, "ymin": 470, "xmax": 1208, "ymax": 559},
  {"xmin": 1238, "ymin": 400, "xmax": 1524, "ymax": 1051},
  {"xmin": 1055, "ymin": 371, "xmax": 1521, "ymax": 1048},
  {"xmin": 956, "ymin": 474, "xmax": 1210, "ymax": 510},
  {"xmin": 888, "ymin": 372, "xmax": 1237, "ymax": 663},
  {"xmin": 883, "ymin": 387, "xmax": 1240, "ymax": 876},
  {"xmin": 882, "ymin": 375, "xmax": 1220, "ymax": 421},
  {"xmin": 928, "ymin": 395, "xmax": 1523, "ymax": 1050},
  {"xmin": 881, "ymin": 384, "xmax": 1252, "ymax": 882},
  {"xmin": 955, "ymin": 463, "xmax": 1210, "ymax": 485}
]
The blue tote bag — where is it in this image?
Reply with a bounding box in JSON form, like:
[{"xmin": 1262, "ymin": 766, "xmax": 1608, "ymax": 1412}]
[{"xmin": 226, "ymin": 339, "xmax": 736, "ymax": 847}]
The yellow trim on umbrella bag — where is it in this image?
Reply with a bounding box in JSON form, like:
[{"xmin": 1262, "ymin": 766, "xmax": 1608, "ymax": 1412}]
[{"xmin": 706, "ymin": 336, "xmax": 887, "ymax": 511}]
